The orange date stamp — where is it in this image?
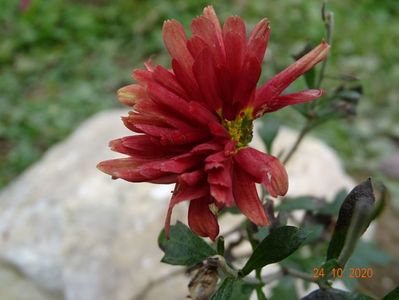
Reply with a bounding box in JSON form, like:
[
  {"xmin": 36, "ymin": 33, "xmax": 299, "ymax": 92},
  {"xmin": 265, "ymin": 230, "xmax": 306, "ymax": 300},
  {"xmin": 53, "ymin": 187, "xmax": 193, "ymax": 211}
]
[{"xmin": 312, "ymin": 267, "xmax": 374, "ymax": 279}]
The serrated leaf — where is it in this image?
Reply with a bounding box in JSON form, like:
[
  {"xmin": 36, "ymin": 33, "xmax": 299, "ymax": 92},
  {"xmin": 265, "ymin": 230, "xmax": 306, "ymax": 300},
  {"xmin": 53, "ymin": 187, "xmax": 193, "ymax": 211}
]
[
  {"xmin": 327, "ymin": 179, "xmax": 375, "ymax": 261},
  {"xmin": 239, "ymin": 226, "xmax": 308, "ymax": 276},
  {"xmin": 160, "ymin": 222, "xmax": 217, "ymax": 266},
  {"xmin": 301, "ymin": 288, "xmax": 375, "ymax": 300},
  {"xmin": 381, "ymin": 286, "xmax": 399, "ymax": 300}
]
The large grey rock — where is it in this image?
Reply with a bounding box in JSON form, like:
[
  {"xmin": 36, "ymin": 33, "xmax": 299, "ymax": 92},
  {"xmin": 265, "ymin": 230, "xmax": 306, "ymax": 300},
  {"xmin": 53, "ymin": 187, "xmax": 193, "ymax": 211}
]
[{"xmin": 0, "ymin": 109, "xmax": 356, "ymax": 300}]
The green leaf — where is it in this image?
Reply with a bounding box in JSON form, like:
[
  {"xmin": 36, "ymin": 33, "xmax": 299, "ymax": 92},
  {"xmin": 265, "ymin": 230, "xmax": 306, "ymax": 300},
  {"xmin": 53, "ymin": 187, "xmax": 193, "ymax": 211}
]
[
  {"xmin": 327, "ymin": 179, "xmax": 375, "ymax": 261},
  {"xmin": 381, "ymin": 286, "xmax": 399, "ymax": 300},
  {"xmin": 160, "ymin": 222, "xmax": 217, "ymax": 266},
  {"xmin": 258, "ymin": 116, "xmax": 280, "ymax": 154},
  {"xmin": 230, "ymin": 281, "xmax": 256, "ymax": 300},
  {"xmin": 210, "ymin": 277, "xmax": 235, "ymax": 300},
  {"xmin": 157, "ymin": 227, "xmax": 167, "ymax": 251},
  {"xmin": 239, "ymin": 226, "xmax": 308, "ymax": 276},
  {"xmin": 301, "ymin": 288, "xmax": 375, "ymax": 300}
]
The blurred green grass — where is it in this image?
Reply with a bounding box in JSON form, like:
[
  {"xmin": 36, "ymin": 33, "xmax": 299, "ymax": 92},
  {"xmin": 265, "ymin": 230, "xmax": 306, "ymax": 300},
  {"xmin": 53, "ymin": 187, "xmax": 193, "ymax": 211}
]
[{"xmin": 0, "ymin": 0, "xmax": 398, "ymax": 189}]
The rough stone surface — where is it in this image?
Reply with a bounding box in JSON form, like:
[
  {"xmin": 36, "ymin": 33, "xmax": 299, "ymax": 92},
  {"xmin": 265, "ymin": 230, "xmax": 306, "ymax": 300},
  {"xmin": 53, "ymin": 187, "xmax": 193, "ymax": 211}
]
[{"xmin": 0, "ymin": 109, "xmax": 356, "ymax": 300}]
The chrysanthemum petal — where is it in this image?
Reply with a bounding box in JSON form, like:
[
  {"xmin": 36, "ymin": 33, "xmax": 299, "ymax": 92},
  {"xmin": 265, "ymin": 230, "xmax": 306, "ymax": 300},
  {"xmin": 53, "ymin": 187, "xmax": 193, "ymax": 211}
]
[
  {"xmin": 223, "ymin": 16, "xmax": 246, "ymax": 81},
  {"xmin": 187, "ymin": 36, "xmax": 208, "ymax": 59},
  {"xmin": 152, "ymin": 66, "xmax": 189, "ymax": 100},
  {"xmin": 209, "ymin": 171, "xmax": 234, "ymax": 206},
  {"xmin": 234, "ymin": 56, "xmax": 261, "ymax": 109},
  {"xmin": 164, "ymin": 171, "xmax": 209, "ymax": 237},
  {"xmin": 248, "ymin": 18, "xmax": 270, "ymax": 64},
  {"xmin": 97, "ymin": 158, "xmax": 177, "ymax": 183},
  {"xmin": 132, "ymin": 69, "xmax": 152, "ymax": 86},
  {"xmin": 191, "ymin": 142, "xmax": 222, "ymax": 154},
  {"xmin": 132, "ymin": 98, "xmax": 194, "ymax": 131},
  {"xmin": 132, "ymin": 124, "xmax": 209, "ymax": 146},
  {"xmin": 110, "ymin": 135, "xmax": 187, "ymax": 158},
  {"xmin": 232, "ymin": 166, "xmax": 269, "ymax": 226},
  {"xmin": 188, "ymin": 197, "xmax": 219, "ymax": 240},
  {"xmin": 153, "ymin": 153, "xmax": 202, "ymax": 174},
  {"xmin": 255, "ymin": 41, "xmax": 329, "ymax": 114},
  {"xmin": 234, "ymin": 147, "xmax": 288, "ymax": 197},
  {"xmin": 202, "ymin": 6, "xmax": 224, "ymax": 56},
  {"xmin": 163, "ymin": 20, "xmax": 194, "ymax": 76},
  {"xmin": 191, "ymin": 16, "xmax": 224, "ymax": 63},
  {"xmin": 260, "ymin": 89, "xmax": 324, "ymax": 113},
  {"xmin": 109, "ymin": 137, "xmax": 167, "ymax": 158},
  {"xmin": 117, "ymin": 84, "xmax": 147, "ymax": 107},
  {"xmin": 172, "ymin": 59, "xmax": 202, "ymax": 99},
  {"xmin": 193, "ymin": 48, "xmax": 222, "ymax": 110}
]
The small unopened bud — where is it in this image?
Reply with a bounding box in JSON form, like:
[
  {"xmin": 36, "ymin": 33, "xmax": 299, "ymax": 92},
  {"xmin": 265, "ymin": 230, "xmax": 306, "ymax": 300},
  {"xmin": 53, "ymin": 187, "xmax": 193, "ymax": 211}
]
[{"xmin": 188, "ymin": 259, "xmax": 219, "ymax": 300}]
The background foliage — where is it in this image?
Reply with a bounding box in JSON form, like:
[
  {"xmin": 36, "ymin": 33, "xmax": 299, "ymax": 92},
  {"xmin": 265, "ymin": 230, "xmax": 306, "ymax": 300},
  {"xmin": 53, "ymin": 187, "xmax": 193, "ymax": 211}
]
[{"xmin": 0, "ymin": 0, "xmax": 398, "ymax": 193}]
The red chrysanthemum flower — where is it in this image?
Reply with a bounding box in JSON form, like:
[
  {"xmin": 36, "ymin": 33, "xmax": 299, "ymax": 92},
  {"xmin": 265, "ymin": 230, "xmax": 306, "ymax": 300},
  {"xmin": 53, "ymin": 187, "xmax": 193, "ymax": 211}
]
[{"xmin": 97, "ymin": 6, "xmax": 329, "ymax": 240}]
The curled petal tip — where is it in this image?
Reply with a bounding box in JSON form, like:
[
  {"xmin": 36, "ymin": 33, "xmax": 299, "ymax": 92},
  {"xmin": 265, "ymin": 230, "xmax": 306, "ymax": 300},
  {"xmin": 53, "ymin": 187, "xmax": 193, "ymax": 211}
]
[
  {"xmin": 203, "ymin": 5, "xmax": 215, "ymax": 13},
  {"xmin": 96, "ymin": 162, "xmax": 103, "ymax": 171},
  {"xmin": 265, "ymin": 159, "xmax": 289, "ymax": 197},
  {"xmin": 117, "ymin": 84, "xmax": 146, "ymax": 106},
  {"xmin": 316, "ymin": 41, "xmax": 330, "ymax": 58}
]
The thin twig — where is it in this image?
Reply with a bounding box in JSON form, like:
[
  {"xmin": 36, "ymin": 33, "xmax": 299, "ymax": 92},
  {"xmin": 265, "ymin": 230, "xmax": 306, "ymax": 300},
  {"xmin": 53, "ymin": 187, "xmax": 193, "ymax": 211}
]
[
  {"xmin": 282, "ymin": 267, "xmax": 318, "ymax": 283},
  {"xmin": 282, "ymin": 124, "xmax": 310, "ymax": 164},
  {"xmin": 131, "ymin": 268, "xmax": 186, "ymax": 300},
  {"xmin": 244, "ymin": 266, "xmax": 317, "ymax": 285}
]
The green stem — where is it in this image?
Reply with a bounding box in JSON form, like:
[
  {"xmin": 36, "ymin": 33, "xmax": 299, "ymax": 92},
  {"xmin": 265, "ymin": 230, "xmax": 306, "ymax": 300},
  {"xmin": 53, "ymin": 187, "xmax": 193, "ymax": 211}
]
[
  {"xmin": 282, "ymin": 267, "xmax": 317, "ymax": 283},
  {"xmin": 316, "ymin": 3, "xmax": 334, "ymax": 89},
  {"xmin": 210, "ymin": 255, "xmax": 238, "ymax": 278},
  {"xmin": 256, "ymin": 286, "xmax": 268, "ymax": 300},
  {"xmin": 216, "ymin": 236, "xmax": 225, "ymax": 256},
  {"xmin": 245, "ymin": 223, "xmax": 268, "ymax": 299}
]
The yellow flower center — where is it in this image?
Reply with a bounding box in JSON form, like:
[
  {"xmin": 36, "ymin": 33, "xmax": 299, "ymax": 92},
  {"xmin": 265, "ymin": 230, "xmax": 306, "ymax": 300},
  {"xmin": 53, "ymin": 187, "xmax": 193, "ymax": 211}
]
[{"xmin": 222, "ymin": 108, "xmax": 254, "ymax": 149}]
